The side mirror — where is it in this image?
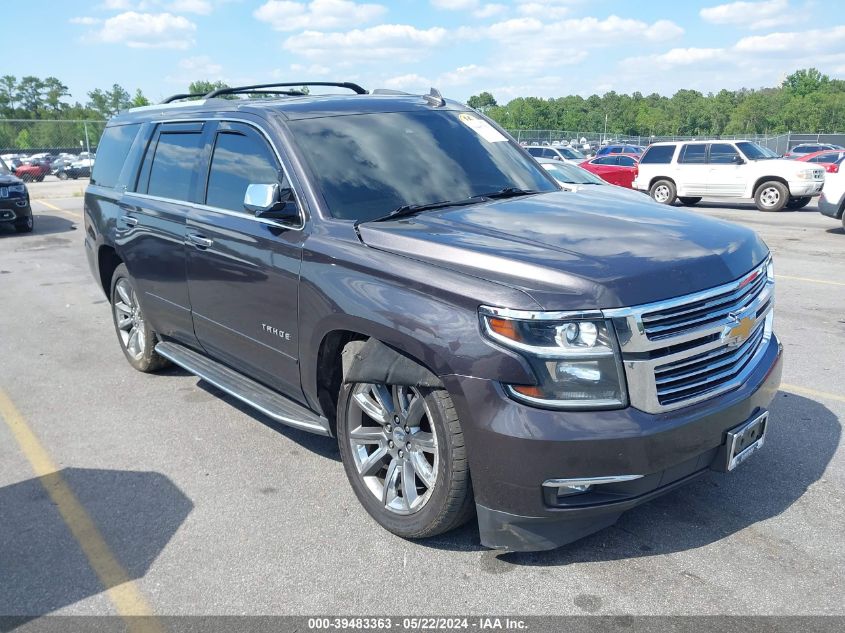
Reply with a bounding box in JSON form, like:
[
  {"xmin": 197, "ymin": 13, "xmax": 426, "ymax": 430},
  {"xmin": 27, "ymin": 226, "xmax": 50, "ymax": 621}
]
[
  {"xmin": 732, "ymin": 155, "xmax": 745, "ymax": 165},
  {"xmin": 244, "ymin": 183, "xmax": 299, "ymax": 222},
  {"xmin": 554, "ymin": 155, "xmax": 562, "ymax": 161}
]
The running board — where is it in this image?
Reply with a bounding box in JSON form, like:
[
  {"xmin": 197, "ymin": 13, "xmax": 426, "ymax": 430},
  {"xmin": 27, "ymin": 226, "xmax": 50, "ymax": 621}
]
[{"xmin": 155, "ymin": 341, "xmax": 331, "ymax": 436}]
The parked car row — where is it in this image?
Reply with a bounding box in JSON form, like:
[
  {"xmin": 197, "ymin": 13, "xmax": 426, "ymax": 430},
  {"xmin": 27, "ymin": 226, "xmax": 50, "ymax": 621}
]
[{"xmin": 0, "ymin": 151, "xmax": 95, "ymax": 182}]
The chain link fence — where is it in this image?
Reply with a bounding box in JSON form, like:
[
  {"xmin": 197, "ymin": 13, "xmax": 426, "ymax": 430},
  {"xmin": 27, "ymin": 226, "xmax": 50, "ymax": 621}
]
[{"xmin": 0, "ymin": 119, "xmax": 106, "ymax": 156}]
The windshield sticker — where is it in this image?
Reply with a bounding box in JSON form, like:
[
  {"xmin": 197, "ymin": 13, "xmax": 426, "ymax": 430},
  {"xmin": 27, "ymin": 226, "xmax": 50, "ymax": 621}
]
[{"xmin": 458, "ymin": 113, "xmax": 508, "ymax": 143}]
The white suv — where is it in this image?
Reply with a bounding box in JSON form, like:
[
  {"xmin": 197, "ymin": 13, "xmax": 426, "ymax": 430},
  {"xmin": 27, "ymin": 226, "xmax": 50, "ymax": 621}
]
[
  {"xmin": 818, "ymin": 170, "xmax": 845, "ymax": 229},
  {"xmin": 633, "ymin": 140, "xmax": 825, "ymax": 211}
]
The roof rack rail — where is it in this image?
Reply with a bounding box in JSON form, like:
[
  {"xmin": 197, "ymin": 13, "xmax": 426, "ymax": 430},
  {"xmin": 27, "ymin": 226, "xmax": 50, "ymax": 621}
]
[
  {"xmin": 161, "ymin": 93, "xmax": 206, "ymax": 104},
  {"xmin": 205, "ymin": 82, "xmax": 367, "ymax": 99},
  {"xmin": 371, "ymin": 88, "xmax": 411, "ymax": 95}
]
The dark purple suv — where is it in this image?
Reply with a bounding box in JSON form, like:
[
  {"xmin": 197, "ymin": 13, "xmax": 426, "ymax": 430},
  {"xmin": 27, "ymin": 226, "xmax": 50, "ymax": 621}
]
[{"xmin": 83, "ymin": 83, "xmax": 782, "ymax": 551}]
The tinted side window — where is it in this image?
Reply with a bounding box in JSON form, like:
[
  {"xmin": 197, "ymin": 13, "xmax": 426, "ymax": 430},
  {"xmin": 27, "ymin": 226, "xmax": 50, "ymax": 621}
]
[
  {"xmin": 709, "ymin": 143, "xmax": 739, "ymax": 164},
  {"xmin": 147, "ymin": 132, "xmax": 203, "ymax": 201},
  {"xmin": 679, "ymin": 144, "xmax": 706, "ymax": 164},
  {"xmin": 618, "ymin": 156, "xmax": 636, "ymax": 167},
  {"xmin": 594, "ymin": 157, "xmax": 615, "ymax": 165},
  {"xmin": 206, "ymin": 129, "xmax": 280, "ymax": 212},
  {"xmin": 90, "ymin": 124, "xmax": 140, "ymax": 188},
  {"xmin": 639, "ymin": 145, "xmax": 675, "ymax": 164},
  {"xmin": 527, "ymin": 147, "xmax": 543, "ymax": 157}
]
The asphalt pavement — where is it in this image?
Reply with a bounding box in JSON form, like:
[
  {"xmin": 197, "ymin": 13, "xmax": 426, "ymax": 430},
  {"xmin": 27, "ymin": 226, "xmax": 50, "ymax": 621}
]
[{"xmin": 1, "ymin": 182, "xmax": 843, "ymax": 618}]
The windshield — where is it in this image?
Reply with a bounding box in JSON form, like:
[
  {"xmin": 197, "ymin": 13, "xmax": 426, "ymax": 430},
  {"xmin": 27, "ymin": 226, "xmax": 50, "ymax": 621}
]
[
  {"xmin": 0, "ymin": 158, "xmax": 9, "ymax": 175},
  {"xmin": 736, "ymin": 142, "xmax": 778, "ymax": 160},
  {"xmin": 543, "ymin": 162, "xmax": 605, "ymax": 185},
  {"xmin": 558, "ymin": 146, "xmax": 585, "ymax": 159},
  {"xmin": 288, "ymin": 110, "xmax": 557, "ymax": 222}
]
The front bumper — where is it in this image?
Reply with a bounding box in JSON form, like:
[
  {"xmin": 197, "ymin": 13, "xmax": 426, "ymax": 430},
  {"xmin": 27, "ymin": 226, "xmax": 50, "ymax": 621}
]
[
  {"xmin": 818, "ymin": 193, "xmax": 843, "ymax": 219},
  {"xmin": 443, "ymin": 334, "xmax": 783, "ymax": 552},
  {"xmin": 788, "ymin": 181, "xmax": 824, "ymax": 197},
  {"xmin": 0, "ymin": 198, "xmax": 31, "ymax": 222}
]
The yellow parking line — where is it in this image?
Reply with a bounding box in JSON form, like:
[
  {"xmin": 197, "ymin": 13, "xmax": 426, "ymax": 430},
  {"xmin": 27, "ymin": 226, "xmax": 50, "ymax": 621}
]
[
  {"xmin": 781, "ymin": 383, "xmax": 845, "ymax": 404},
  {"xmin": 776, "ymin": 274, "xmax": 845, "ymax": 287},
  {"xmin": 0, "ymin": 388, "xmax": 162, "ymax": 633},
  {"xmin": 33, "ymin": 198, "xmax": 80, "ymax": 218}
]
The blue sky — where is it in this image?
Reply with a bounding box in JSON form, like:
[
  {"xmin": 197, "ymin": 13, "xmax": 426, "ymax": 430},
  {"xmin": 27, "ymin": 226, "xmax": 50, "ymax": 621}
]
[{"xmin": 7, "ymin": 0, "xmax": 845, "ymax": 104}]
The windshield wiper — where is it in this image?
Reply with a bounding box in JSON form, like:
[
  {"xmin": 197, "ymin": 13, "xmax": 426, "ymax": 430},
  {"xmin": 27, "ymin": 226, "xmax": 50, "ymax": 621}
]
[
  {"xmin": 477, "ymin": 187, "xmax": 539, "ymax": 199},
  {"xmin": 368, "ymin": 197, "xmax": 483, "ymax": 223}
]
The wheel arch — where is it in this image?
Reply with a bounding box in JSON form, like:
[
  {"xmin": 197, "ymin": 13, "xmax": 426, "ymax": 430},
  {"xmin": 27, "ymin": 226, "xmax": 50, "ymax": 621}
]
[
  {"xmin": 97, "ymin": 245, "xmax": 123, "ymax": 299},
  {"xmin": 649, "ymin": 175, "xmax": 675, "ymax": 190},
  {"xmin": 752, "ymin": 175, "xmax": 789, "ymax": 196}
]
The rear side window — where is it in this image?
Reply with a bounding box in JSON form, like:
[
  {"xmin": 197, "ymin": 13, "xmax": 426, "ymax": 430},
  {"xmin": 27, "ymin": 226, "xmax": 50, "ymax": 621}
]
[
  {"xmin": 639, "ymin": 145, "xmax": 675, "ymax": 164},
  {"xmin": 678, "ymin": 144, "xmax": 706, "ymax": 164},
  {"xmin": 618, "ymin": 156, "xmax": 637, "ymax": 167},
  {"xmin": 90, "ymin": 124, "xmax": 140, "ymax": 188},
  {"xmin": 709, "ymin": 143, "xmax": 739, "ymax": 164},
  {"xmin": 205, "ymin": 129, "xmax": 281, "ymax": 212},
  {"xmin": 593, "ymin": 157, "xmax": 615, "ymax": 165},
  {"xmin": 146, "ymin": 132, "xmax": 203, "ymax": 201},
  {"xmin": 526, "ymin": 147, "xmax": 542, "ymax": 157}
]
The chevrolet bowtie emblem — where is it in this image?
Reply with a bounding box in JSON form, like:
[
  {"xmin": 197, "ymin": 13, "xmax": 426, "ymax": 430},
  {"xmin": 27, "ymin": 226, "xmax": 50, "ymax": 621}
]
[{"xmin": 726, "ymin": 315, "xmax": 755, "ymax": 346}]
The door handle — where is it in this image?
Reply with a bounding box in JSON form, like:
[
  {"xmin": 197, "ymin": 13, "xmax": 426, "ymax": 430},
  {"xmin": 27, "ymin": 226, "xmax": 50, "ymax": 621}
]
[
  {"xmin": 120, "ymin": 215, "xmax": 138, "ymax": 227},
  {"xmin": 187, "ymin": 233, "xmax": 213, "ymax": 249}
]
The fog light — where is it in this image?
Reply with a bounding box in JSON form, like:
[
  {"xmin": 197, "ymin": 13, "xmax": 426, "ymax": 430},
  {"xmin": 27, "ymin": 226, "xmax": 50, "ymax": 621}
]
[
  {"xmin": 556, "ymin": 483, "xmax": 593, "ymax": 497},
  {"xmin": 542, "ymin": 474, "xmax": 644, "ymax": 498}
]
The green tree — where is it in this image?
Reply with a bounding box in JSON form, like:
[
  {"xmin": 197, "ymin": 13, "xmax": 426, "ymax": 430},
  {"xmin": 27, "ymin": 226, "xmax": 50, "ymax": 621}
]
[
  {"xmin": 188, "ymin": 80, "xmax": 230, "ymax": 97},
  {"xmin": 467, "ymin": 91, "xmax": 497, "ymax": 113},
  {"xmin": 130, "ymin": 89, "xmax": 150, "ymax": 108},
  {"xmin": 783, "ymin": 68, "xmax": 829, "ymax": 97},
  {"xmin": 87, "ymin": 84, "xmax": 131, "ymax": 117}
]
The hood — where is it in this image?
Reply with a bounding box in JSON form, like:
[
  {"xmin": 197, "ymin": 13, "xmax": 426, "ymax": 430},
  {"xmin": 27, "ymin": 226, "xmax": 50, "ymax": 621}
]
[
  {"xmin": 0, "ymin": 173, "xmax": 23, "ymax": 186},
  {"xmin": 357, "ymin": 191, "xmax": 769, "ymax": 310},
  {"xmin": 760, "ymin": 158, "xmax": 820, "ymax": 173}
]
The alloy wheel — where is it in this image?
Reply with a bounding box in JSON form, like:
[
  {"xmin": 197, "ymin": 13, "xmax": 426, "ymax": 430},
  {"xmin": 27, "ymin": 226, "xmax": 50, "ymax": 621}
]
[
  {"xmin": 113, "ymin": 278, "xmax": 146, "ymax": 360},
  {"xmin": 347, "ymin": 383, "xmax": 439, "ymax": 516},
  {"xmin": 653, "ymin": 185, "xmax": 670, "ymax": 202}
]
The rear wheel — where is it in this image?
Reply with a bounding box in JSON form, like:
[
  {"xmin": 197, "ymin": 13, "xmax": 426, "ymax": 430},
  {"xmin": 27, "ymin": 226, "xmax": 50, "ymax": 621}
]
[
  {"xmin": 20, "ymin": 173, "xmax": 32, "ymax": 183},
  {"xmin": 110, "ymin": 264, "xmax": 170, "ymax": 373},
  {"xmin": 678, "ymin": 197, "xmax": 702, "ymax": 206},
  {"xmin": 754, "ymin": 181, "xmax": 788, "ymax": 212},
  {"xmin": 337, "ymin": 376, "xmax": 474, "ymax": 539},
  {"xmin": 786, "ymin": 196, "xmax": 811, "ymax": 210},
  {"xmin": 57, "ymin": 171, "xmax": 68, "ymax": 180},
  {"xmin": 649, "ymin": 179, "xmax": 676, "ymax": 205}
]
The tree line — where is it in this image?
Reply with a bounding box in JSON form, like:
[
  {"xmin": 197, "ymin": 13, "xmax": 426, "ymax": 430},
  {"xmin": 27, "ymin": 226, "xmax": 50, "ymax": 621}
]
[{"xmin": 469, "ymin": 69, "xmax": 845, "ymax": 136}]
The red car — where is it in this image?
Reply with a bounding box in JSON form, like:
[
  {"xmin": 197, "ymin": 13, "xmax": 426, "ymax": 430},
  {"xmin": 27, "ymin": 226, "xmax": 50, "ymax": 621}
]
[
  {"xmin": 795, "ymin": 149, "xmax": 845, "ymax": 173},
  {"xmin": 580, "ymin": 153, "xmax": 638, "ymax": 188},
  {"xmin": 14, "ymin": 160, "xmax": 50, "ymax": 182}
]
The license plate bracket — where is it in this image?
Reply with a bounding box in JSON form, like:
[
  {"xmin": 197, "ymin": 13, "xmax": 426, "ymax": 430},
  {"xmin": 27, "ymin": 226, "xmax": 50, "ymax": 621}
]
[{"xmin": 724, "ymin": 411, "xmax": 768, "ymax": 471}]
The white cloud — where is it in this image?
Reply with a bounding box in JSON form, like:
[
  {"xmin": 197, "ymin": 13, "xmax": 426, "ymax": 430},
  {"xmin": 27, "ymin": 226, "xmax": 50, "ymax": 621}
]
[
  {"xmin": 178, "ymin": 55, "xmax": 222, "ymax": 75},
  {"xmin": 168, "ymin": 0, "xmax": 213, "ymax": 14},
  {"xmin": 473, "ymin": 3, "xmax": 506, "ymax": 18},
  {"xmin": 95, "ymin": 11, "xmax": 197, "ymax": 48},
  {"xmin": 287, "ymin": 63, "xmax": 332, "ymax": 76},
  {"xmin": 70, "ymin": 16, "xmax": 102, "ymax": 25},
  {"xmin": 100, "ymin": 0, "xmax": 134, "ymax": 8},
  {"xmin": 517, "ymin": 0, "xmax": 572, "ymax": 19},
  {"xmin": 430, "ymin": 0, "xmax": 478, "ymax": 9},
  {"xmin": 735, "ymin": 25, "xmax": 845, "ymax": 53},
  {"xmin": 699, "ymin": 0, "xmax": 799, "ymax": 30},
  {"xmin": 255, "ymin": 0, "xmax": 386, "ymax": 32},
  {"xmin": 283, "ymin": 24, "xmax": 448, "ymax": 62},
  {"xmin": 382, "ymin": 73, "xmax": 432, "ymax": 91}
]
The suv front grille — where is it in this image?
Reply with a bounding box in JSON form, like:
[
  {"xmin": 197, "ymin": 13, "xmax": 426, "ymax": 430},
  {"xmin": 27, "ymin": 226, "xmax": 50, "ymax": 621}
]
[
  {"xmin": 604, "ymin": 259, "xmax": 774, "ymax": 414},
  {"xmin": 641, "ymin": 271, "xmax": 767, "ymax": 340},
  {"xmin": 654, "ymin": 321, "xmax": 766, "ymax": 406}
]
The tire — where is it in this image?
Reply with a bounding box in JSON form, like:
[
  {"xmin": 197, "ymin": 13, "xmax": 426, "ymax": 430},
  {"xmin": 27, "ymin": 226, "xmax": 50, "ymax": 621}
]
[
  {"xmin": 649, "ymin": 179, "xmax": 676, "ymax": 205},
  {"xmin": 109, "ymin": 264, "xmax": 170, "ymax": 373},
  {"xmin": 57, "ymin": 171, "xmax": 68, "ymax": 180},
  {"xmin": 754, "ymin": 181, "xmax": 788, "ymax": 212},
  {"xmin": 36, "ymin": 175, "xmax": 44, "ymax": 182},
  {"xmin": 337, "ymin": 375, "xmax": 474, "ymax": 540},
  {"xmin": 14, "ymin": 213, "xmax": 33, "ymax": 233},
  {"xmin": 20, "ymin": 173, "xmax": 32, "ymax": 183},
  {"xmin": 678, "ymin": 197, "xmax": 702, "ymax": 206},
  {"xmin": 786, "ymin": 196, "xmax": 811, "ymax": 210}
]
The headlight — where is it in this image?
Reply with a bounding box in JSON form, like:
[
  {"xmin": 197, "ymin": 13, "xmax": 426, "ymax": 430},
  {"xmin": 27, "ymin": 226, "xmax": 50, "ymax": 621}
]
[
  {"xmin": 795, "ymin": 169, "xmax": 817, "ymax": 180},
  {"xmin": 766, "ymin": 258, "xmax": 774, "ymax": 283},
  {"xmin": 8, "ymin": 184, "xmax": 25, "ymax": 194},
  {"xmin": 479, "ymin": 307, "xmax": 628, "ymax": 409}
]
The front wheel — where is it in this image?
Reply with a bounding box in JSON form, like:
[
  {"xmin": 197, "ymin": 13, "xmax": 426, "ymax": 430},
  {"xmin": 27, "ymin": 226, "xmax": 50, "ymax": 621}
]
[
  {"xmin": 755, "ymin": 181, "xmax": 788, "ymax": 212},
  {"xmin": 14, "ymin": 213, "xmax": 33, "ymax": 233},
  {"xmin": 110, "ymin": 264, "xmax": 170, "ymax": 373},
  {"xmin": 786, "ymin": 196, "xmax": 811, "ymax": 210},
  {"xmin": 649, "ymin": 179, "xmax": 677, "ymax": 205},
  {"xmin": 337, "ymin": 379, "xmax": 474, "ymax": 539},
  {"xmin": 57, "ymin": 171, "xmax": 68, "ymax": 180},
  {"xmin": 678, "ymin": 197, "xmax": 702, "ymax": 206}
]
